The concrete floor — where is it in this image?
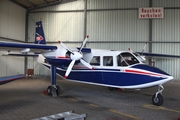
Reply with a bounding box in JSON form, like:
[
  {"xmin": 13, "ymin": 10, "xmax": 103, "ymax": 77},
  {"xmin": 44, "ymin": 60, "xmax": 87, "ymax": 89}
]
[{"xmin": 0, "ymin": 76, "xmax": 180, "ymax": 120}]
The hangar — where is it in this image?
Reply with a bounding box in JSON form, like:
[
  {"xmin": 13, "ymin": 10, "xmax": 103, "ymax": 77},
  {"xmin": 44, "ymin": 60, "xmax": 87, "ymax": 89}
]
[
  {"xmin": 1, "ymin": 0, "xmax": 180, "ymax": 79},
  {"xmin": 0, "ymin": 0, "xmax": 180, "ymax": 120}
]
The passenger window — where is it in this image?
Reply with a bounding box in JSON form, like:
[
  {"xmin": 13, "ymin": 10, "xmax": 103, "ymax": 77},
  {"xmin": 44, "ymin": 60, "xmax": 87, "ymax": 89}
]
[
  {"xmin": 90, "ymin": 56, "xmax": 100, "ymax": 66},
  {"xmin": 103, "ymin": 56, "xmax": 113, "ymax": 66}
]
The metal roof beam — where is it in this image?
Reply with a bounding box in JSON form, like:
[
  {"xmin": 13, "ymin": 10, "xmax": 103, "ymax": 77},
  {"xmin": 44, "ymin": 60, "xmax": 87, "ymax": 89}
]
[
  {"xmin": 28, "ymin": 0, "xmax": 77, "ymax": 11},
  {"xmin": 9, "ymin": 0, "xmax": 27, "ymax": 9},
  {"xmin": 26, "ymin": 0, "xmax": 36, "ymax": 8},
  {"xmin": 41, "ymin": 0, "xmax": 48, "ymax": 4}
]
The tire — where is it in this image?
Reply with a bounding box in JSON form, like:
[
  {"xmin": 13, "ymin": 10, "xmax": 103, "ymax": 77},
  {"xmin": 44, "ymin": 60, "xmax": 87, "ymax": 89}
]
[
  {"xmin": 47, "ymin": 86, "xmax": 53, "ymax": 95},
  {"xmin": 152, "ymin": 93, "xmax": 163, "ymax": 106},
  {"xmin": 56, "ymin": 85, "xmax": 61, "ymax": 96},
  {"xmin": 108, "ymin": 87, "xmax": 117, "ymax": 91}
]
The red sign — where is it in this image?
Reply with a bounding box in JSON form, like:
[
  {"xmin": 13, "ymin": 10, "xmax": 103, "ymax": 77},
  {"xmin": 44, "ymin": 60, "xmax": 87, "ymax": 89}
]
[{"xmin": 139, "ymin": 7, "xmax": 164, "ymax": 19}]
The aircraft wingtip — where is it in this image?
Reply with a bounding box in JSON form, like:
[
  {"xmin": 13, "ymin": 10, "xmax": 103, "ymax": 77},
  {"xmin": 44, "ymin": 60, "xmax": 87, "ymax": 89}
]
[{"xmin": 64, "ymin": 76, "xmax": 67, "ymax": 79}]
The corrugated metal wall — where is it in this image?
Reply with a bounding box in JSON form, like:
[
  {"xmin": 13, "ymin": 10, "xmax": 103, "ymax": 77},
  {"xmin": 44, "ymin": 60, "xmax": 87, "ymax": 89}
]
[
  {"xmin": 0, "ymin": 0, "xmax": 26, "ymax": 41},
  {"xmin": 152, "ymin": 0, "xmax": 180, "ymax": 78},
  {"xmin": 0, "ymin": 0, "xmax": 26, "ymax": 77},
  {"xmin": 28, "ymin": 0, "xmax": 180, "ymax": 79}
]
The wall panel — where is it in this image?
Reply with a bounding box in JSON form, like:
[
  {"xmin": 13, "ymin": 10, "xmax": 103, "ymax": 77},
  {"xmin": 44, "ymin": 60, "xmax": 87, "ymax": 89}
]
[
  {"xmin": 88, "ymin": 0, "xmax": 149, "ymax": 9},
  {"xmin": 153, "ymin": 0, "xmax": 180, "ymax": 7},
  {"xmin": 0, "ymin": 51, "xmax": 24, "ymax": 77},
  {"xmin": 152, "ymin": 7, "xmax": 180, "ymax": 78},
  {"xmin": 28, "ymin": 12, "xmax": 84, "ymax": 43},
  {"xmin": 32, "ymin": 0, "xmax": 84, "ymax": 11},
  {"xmin": 0, "ymin": 0, "xmax": 26, "ymax": 77},
  {"xmin": 87, "ymin": 10, "xmax": 149, "ymax": 42},
  {"xmin": 0, "ymin": 0, "xmax": 26, "ymax": 41}
]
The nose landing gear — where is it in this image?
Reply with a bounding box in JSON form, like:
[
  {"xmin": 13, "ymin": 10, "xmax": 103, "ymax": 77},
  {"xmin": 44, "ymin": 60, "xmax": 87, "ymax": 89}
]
[{"xmin": 152, "ymin": 85, "xmax": 164, "ymax": 106}]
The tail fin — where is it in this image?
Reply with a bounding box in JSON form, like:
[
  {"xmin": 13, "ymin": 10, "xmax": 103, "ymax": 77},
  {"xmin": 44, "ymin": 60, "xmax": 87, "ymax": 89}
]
[{"xmin": 35, "ymin": 21, "xmax": 46, "ymax": 44}]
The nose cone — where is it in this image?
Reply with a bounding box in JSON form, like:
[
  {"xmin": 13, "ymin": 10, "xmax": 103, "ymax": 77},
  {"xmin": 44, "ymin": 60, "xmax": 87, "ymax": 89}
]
[
  {"xmin": 131, "ymin": 64, "xmax": 170, "ymax": 76},
  {"xmin": 70, "ymin": 52, "xmax": 82, "ymax": 60}
]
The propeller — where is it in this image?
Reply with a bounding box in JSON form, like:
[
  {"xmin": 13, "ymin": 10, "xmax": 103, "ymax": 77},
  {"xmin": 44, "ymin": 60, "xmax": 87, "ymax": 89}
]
[
  {"xmin": 59, "ymin": 36, "xmax": 93, "ymax": 78},
  {"xmin": 64, "ymin": 59, "xmax": 75, "ymax": 78},
  {"xmin": 79, "ymin": 35, "xmax": 89, "ymax": 52}
]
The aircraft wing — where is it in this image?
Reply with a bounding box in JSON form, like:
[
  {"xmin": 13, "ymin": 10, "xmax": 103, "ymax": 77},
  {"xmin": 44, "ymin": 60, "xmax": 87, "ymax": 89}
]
[
  {"xmin": 137, "ymin": 52, "xmax": 180, "ymax": 58},
  {"xmin": 0, "ymin": 41, "xmax": 57, "ymax": 54},
  {"xmin": 0, "ymin": 75, "xmax": 25, "ymax": 85}
]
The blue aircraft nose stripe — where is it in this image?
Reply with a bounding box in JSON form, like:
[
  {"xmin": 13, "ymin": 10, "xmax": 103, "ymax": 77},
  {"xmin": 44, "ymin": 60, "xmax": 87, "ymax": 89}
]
[{"xmin": 131, "ymin": 64, "xmax": 170, "ymax": 76}]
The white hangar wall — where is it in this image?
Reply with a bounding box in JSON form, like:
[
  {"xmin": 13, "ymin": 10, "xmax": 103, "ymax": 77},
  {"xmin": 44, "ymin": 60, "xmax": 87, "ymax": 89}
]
[
  {"xmin": 28, "ymin": 0, "xmax": 180, "ymax": 79},
  {"xmin": 0, "ymin": 0, "xmax": 26, "ymax": 77},
  {"xmin": 152, "ymin": 0, "xmax": 180, "ymax": 79},
  {"xmin": 0, "ymin": 0, "xmax": 26, "ymax": 41}
]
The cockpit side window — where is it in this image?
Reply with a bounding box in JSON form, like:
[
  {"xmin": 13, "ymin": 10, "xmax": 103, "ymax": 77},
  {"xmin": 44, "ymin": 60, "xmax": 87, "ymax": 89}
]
[
  {"xmin": 103, "ymin": 56, "xmax": 113, "ymax": 66},
  {"xmin": 90, "ymin": 56, "xmax": 100, "ymax": 66},
  {"xmin": 117, "ymin": 52, "xmax": 139, "ymax": 66}
]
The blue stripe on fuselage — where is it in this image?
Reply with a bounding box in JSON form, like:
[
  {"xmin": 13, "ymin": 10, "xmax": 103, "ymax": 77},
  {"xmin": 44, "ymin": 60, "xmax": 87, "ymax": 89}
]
[
  {"xmin": 42, "ymin": 64, "xmax": 166, "ymax": 87},
  {"xmin": 66, "ymin": 69, "xmax": 164, "ymax": 86}
]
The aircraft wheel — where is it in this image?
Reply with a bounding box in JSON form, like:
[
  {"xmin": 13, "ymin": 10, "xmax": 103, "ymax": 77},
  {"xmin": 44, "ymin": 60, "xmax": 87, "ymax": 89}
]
[
  {"xmin": 56, "ymin": 85, "xmax": 61, "ymax": 96},
  {"xmin": 47, "ymin": 86, "xmax": 53, "ymax": 95},
  {"xmin": 152, "ymin": 93, "xmax": 163, "ymax": 106},
  {"xmin": 108, "ymin": 87, "xmax": 117, "ymax": 91}
]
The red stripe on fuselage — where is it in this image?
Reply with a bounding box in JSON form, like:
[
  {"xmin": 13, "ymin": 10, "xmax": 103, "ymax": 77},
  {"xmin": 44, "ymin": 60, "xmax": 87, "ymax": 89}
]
[
  {"xmin": 57, "ymin": 56, "xmax": 70, "ymax": 59},
  {"xmin": 125, "ymin": 69, "xmax": 162, "ymax": 76}
]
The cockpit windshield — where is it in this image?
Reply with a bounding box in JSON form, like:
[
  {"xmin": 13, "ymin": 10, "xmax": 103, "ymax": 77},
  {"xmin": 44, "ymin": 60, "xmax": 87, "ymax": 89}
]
[{"xmin": 117, "ymin": 52, "xmax": 140, "ymax": 66}]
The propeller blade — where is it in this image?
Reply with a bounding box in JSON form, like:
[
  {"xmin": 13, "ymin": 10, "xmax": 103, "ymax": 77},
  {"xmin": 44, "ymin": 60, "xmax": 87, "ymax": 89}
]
[
  {"xmin": 64, "ymin": 59, "xmax": 76, "ymax": 79},
  {"xmin": 80, "ymin": 59, "xmax": 94, "ymax": 70},
  {"xmin": 59, "ymin": 41, "xmax": 73, "ymax": 53},
  {"xmin": 79, "ymin": 35, "xmax": 89, "ymax": 52},
  {"xmin": 141, "ymin": 42, "xmax": 148, "ymax": 55}
]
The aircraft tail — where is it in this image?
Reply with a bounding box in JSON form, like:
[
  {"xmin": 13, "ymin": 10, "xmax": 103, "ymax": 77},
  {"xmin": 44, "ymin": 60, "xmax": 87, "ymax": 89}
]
[{"xmin": 35, "ymin": 21, "xmax": 46, "ymax": 44}]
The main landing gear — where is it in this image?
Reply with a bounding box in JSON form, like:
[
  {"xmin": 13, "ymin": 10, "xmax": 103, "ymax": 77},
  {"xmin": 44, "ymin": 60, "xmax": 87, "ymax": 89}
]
[
  {"xmin": 46, "ymin": 65, "xmax": 61, "ymax": 97},
  {"xmin": 152, "ymin": 85, "xmax": 164, "ymax": 106},
  {"xmin": 47, "ymin": 85, "xmax": 60, "ymax": 97}
]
